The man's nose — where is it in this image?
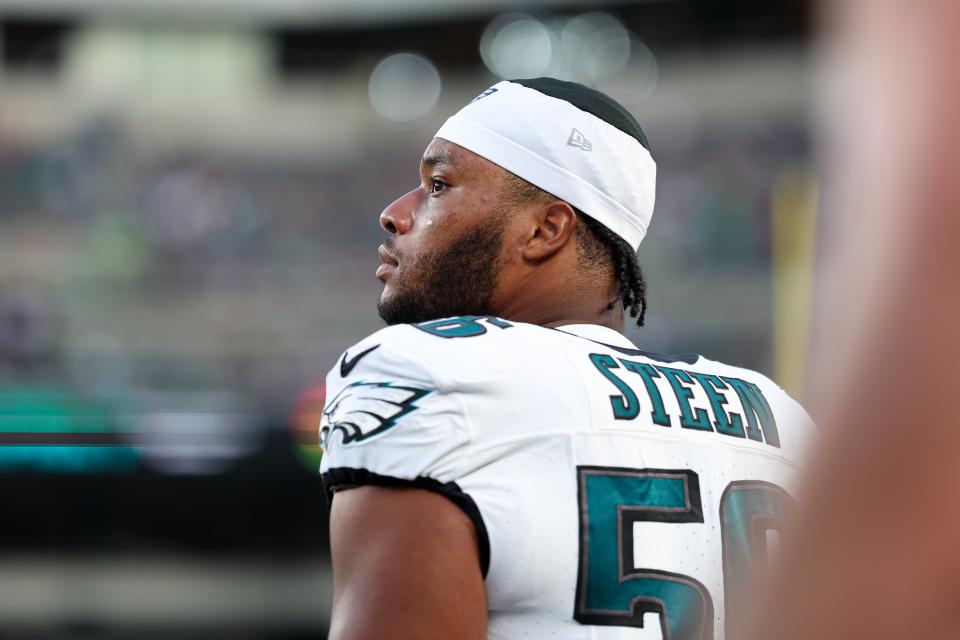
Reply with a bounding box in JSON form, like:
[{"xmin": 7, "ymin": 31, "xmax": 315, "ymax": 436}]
[{"xmin": 379, "ymin": 188, "xmax": 417, "ymax": 235}]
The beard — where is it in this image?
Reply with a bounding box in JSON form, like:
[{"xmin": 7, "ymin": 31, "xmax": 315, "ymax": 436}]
[{"xmin": 377, "ymin": 222, "xmax": 506, "ymax": 325}]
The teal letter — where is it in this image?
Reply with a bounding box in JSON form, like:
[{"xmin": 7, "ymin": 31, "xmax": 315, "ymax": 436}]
[
  {"xmin": 621, "ymin": 360, "xmax": 671, "ymax": 426},
  {"xmin": 720, "ymin": 377, "xmax": 780, "ymax": 447},
  {"xmin": 655, "ymin": 366, "xmax": 712, "ymax": 432},
  {"xmin": 589, "ymin": 354, "xmax": 639, "ymax": 420},
  {"xmin": 689, "ymin": 372, "xmax": 745, "ymax": 438}
]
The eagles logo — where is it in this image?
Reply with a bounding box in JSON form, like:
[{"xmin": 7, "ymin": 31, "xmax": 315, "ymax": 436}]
[{"xmin": 320, "ymin": 381, "xmax": 432, "ymax": 449}]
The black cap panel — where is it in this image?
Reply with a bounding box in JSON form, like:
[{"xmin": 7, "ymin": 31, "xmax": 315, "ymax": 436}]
[{"xmin": 510, "ymin": 77, "xmax": 651, "ymax": 153}]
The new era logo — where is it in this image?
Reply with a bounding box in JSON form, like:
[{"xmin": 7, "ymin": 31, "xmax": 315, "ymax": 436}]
[{"xmin": 567, "ymin": 128, "xmax": 592, "ymax": 151}]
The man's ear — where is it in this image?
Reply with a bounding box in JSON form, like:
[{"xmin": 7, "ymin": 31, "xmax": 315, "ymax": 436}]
[{"xmin": 520, "ymin": 201, "xmax": 577, "ymax": 262}]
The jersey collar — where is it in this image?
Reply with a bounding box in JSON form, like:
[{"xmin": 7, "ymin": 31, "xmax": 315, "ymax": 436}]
[{"xmin": 555, "ymin": 324, "xmax": 637, "ymax": 349}]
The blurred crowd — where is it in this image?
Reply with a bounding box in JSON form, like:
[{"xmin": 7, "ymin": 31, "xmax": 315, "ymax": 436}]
[{"xmin": 0, "ymin": 113, "xmax": 809, "ymax": 409}]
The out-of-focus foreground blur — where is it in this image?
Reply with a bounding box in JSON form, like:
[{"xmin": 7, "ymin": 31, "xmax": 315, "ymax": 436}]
[{"xmin": 0, "ymin": 1, "xmax": 812, "ymax": 638}]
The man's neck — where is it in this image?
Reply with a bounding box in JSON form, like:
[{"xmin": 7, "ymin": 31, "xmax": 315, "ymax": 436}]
[
  {"xmin": 491, "ymin": 256, "xmax": 624, "ymax": 332},
  {"xmin": 542, "ymin": 313, "xmax": 623, "ymax": 331},
  {"xmin": 493, "ymin": 298, "xmax": 625, "ymax": 332}
]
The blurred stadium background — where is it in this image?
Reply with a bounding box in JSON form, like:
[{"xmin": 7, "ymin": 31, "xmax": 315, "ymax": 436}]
[{"xmin": 0, "ymin": 0, "xmax": 813, "ymax": 637}]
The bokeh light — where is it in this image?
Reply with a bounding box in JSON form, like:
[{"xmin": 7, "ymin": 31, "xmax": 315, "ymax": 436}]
[
  {"xmin": 291, "ymin": 381, "xmax": 326, "ymax": 472},
  {"xmin": 480, "ymin": 10, "xmax": 657, "ymax": 95},
  {"xmin": 560, "ymin": 12, "xmax": 631, "ymax": 82},
  {"xmin": 480, "ymin": 13, "xmax": 554, "ymax": 79},
  {"xmin": 625, "ymin": 35, "xmax": 659, "ymax": 100},
  {"xmin": 368, "ymin": 52, "xmax": 442, "ymax": 125}
]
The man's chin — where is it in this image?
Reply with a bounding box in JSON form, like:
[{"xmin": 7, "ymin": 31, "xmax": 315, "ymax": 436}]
[
  {"xmin": 377, "ymin": 290, "xmax": 420, "ymax": 326},
  {"xmin": 378, "ymin": 290, "xmax": 465, "ymax": 326}
]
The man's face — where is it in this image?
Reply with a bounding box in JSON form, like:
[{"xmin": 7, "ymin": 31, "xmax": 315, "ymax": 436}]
[{"xmin": 376, "ymin": 138, "xmax": 512, "ymax": 325}]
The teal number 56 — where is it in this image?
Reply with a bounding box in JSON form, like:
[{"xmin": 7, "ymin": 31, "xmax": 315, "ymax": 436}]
[{"xmin": 574, "ymin": 467, "xmax": 789, "ymax": 639}]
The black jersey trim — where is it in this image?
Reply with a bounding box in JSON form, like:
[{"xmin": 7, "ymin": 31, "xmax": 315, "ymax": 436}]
[
  {"xmin": 552, "ymin": 327, "xmax": 701, "ymax": 365},
  {"xmin": 322, "ymin": 467, "xmax": 491, "ymax": 578}
]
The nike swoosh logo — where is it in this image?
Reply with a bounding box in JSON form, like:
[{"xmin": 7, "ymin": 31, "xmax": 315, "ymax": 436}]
[{"xmin": 340, "ymin": 344, "xmax": 380, "ymax": 377}]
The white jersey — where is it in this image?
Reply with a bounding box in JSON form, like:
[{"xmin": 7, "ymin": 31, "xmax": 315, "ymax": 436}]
[{"xmin": 320, "ymin": 316, "xmax": 815, "ymax": 640}]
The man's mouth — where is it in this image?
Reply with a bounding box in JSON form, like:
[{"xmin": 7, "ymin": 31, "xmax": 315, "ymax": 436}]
[{"xmin": 377, "ymin": 244, "xmax": 399, "ymax": 280}]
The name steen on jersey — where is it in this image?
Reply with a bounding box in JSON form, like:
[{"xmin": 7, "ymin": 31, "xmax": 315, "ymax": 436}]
[
  {"xmin": 322, "ymin": 315, "xmax": 782, "ymax": 453},
  {"xmin": 588, "ymin": 353, "xmax": 780, "ymax": 447},
  {"xmin": 412, "ymin": 315, "xmax": 784, "ymax": 449}
]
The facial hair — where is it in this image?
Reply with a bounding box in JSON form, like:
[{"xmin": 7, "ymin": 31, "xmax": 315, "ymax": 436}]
[{"xmin": 377, "ymin": 221, "xmax": 506, "ymax": 325}]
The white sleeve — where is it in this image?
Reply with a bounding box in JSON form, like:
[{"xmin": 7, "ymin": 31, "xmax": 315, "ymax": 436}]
[
  {"xmin": 318, "ymin": 329, "xmax": 489, "ymax": 572},
  {"xmin": 758, "ymin": 377, "xmax": 818, "ymax": 463}
]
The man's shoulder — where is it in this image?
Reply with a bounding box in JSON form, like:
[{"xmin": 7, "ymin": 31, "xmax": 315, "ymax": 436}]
[
  {"xmin": 319, "ymin": 316, "xmax": 554, "ymax": 480},
  {"xmin": 693, "ymin": 354, "xmax": 816, "ymax": 438},
  {"xmin": 688, "ymin": 354, "xmax": 783, "ymax": 390},
  {"xmin": 331, "ymin": 316, "xmax": 553, "ymax": 381}
]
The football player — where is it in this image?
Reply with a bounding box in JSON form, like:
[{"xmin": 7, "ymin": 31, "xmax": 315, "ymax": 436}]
[{"xmin": 320, "ymin": 78, "xmax": 815, "ymax": 639}]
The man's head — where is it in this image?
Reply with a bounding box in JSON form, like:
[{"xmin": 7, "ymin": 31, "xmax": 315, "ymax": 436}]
[
  {"xmin": 375, "ymin": 140, "xmax": 513, "ymax": 325},
  {"xmin": 375, "ymin": 78, "xmax": 654, "ymax": 328}
]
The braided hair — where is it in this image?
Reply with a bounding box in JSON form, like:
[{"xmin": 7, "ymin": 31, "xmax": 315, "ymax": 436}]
[
  {"xmin": 575, "ymin": 211, "xmax": 648, "ymax": 327},
  {"xmin": 500, "ymin": 172, "xmax": 648, "ymax": 327}
]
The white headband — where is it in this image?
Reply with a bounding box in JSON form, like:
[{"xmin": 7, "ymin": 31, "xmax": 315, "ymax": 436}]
[{"xmin": 435, "ymin": 80, "xmax": 656, "ymax": 250}]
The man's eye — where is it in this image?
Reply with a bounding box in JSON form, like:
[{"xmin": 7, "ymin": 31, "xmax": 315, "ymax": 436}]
[{"xmin": 429, "ymin": 179, "xmax": 447, "ymax": 194}]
